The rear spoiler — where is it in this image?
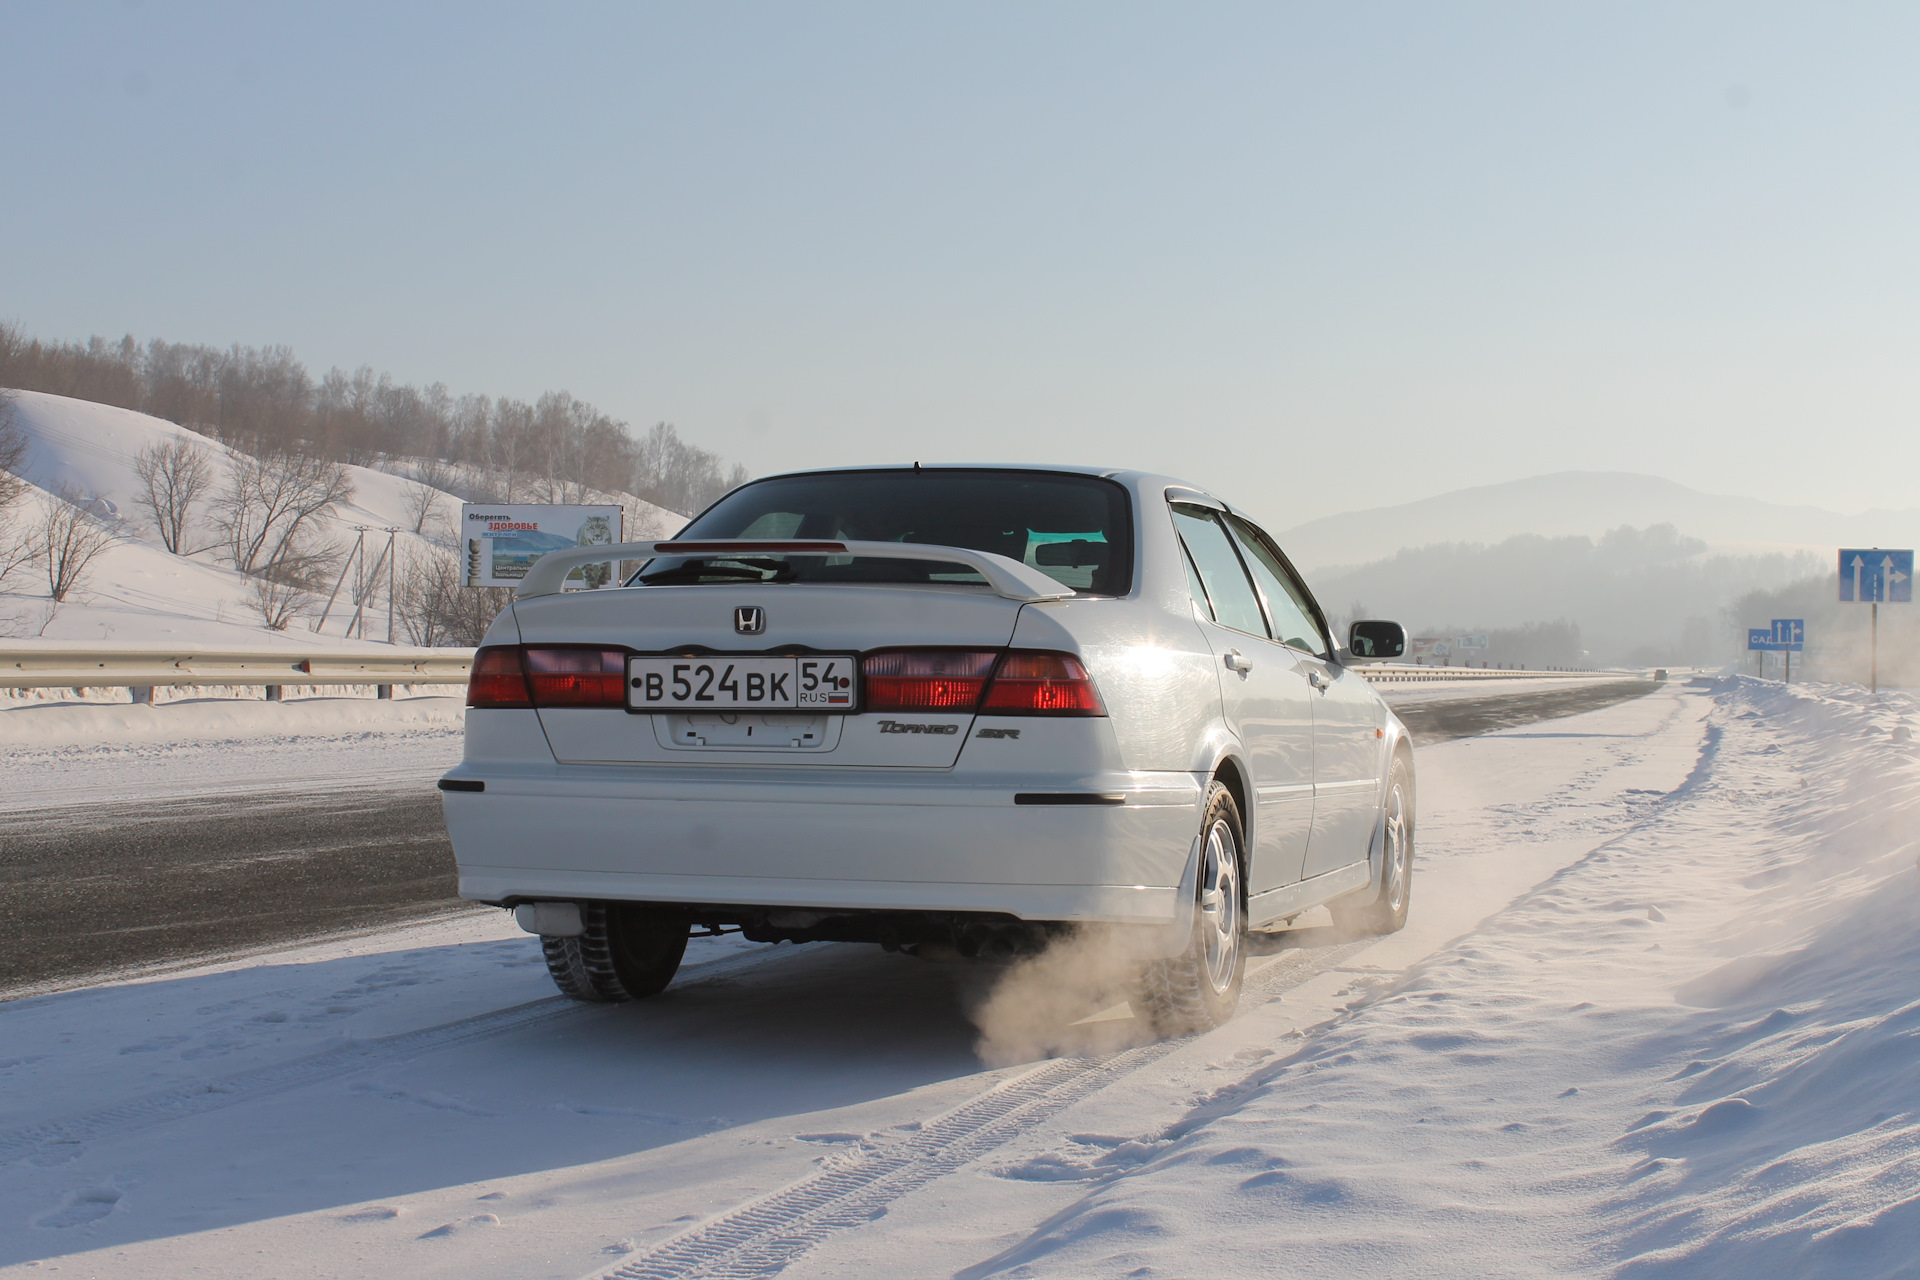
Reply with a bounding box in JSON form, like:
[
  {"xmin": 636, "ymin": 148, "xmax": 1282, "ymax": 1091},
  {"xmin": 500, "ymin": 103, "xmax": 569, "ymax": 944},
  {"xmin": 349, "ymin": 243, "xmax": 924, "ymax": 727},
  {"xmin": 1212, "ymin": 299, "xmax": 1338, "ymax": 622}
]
[{"xmin": 513, "ymin": 540, "xmax": 1076, "ymax": 604}]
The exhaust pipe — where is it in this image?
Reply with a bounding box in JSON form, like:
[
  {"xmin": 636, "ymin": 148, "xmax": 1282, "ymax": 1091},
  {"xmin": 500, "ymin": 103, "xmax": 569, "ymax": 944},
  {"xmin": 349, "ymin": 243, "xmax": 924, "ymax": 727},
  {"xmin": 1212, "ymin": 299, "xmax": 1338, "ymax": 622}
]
[{"xmin": 514, "ymin": 902, "xmax": 585, "ymax": 937}]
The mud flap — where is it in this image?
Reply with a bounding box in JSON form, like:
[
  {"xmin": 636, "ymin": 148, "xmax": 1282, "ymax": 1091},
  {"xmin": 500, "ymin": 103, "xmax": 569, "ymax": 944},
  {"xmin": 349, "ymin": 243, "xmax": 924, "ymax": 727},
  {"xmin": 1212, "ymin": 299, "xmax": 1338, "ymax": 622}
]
[{"xmin": 1144, "ymin": 834, "xmax": 1204, "ymax": 958}]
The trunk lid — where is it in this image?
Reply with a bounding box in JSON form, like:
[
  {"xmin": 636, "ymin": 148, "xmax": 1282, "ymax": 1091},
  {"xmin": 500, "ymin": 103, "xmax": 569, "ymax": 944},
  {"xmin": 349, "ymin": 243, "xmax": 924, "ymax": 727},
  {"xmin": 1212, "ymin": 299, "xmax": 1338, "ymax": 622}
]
[{"xmin": 513, "ymin": 582, "xmax": 1026, "ymax": 767}]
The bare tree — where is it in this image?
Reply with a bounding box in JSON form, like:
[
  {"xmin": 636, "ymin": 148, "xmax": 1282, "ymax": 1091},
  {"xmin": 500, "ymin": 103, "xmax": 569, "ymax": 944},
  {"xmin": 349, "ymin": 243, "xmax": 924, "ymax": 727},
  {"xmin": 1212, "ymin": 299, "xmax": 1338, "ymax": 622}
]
[
  {"xmin": 250, "ymin": 539, "xmax": 342, "ymax": 631},
  {"xmin": 395, "ymin": 543, "xmax": 511, "ymax": 647},
  {"xmin": 0, "ymin": 389, "xmax": 26, "ymax": 510},
  {"xmin": 410, "ymin": 455, "xmax": 457, "ymax": 491},
  {"xmin": 250, "ymin": 565, "xmax": 314, "ymax": 630},
  {"xmin": 31, "ymin": 484, "xmax": 122, "ymax": 602},
  {"xmin": 632, "ymin": 422, "xmax": 743, "ymax": 515},
  {"xmin": 400, "ymin": 478, "xmax": 444, "ymax": 535},
  {"xmin": 0, "ymin": 392, "xmax": 33, "ymax": 588},
  {"xmin": 0, "ymin": 321, "xmax": 753, "ymax": 514},
  {"xmin": 0, "ymin": 524, "xmax": 35, "ymax": 589},
  {"xmin": 249, "ymin": 574, "xmax": 304, "ymax": 631},
  {"xmin": 132, "ymin": 438, "xmax": 215, "ymax": 553},
  {"xmin": 213, "ymin": 450, "xmax": 354, "ymax": 574}
]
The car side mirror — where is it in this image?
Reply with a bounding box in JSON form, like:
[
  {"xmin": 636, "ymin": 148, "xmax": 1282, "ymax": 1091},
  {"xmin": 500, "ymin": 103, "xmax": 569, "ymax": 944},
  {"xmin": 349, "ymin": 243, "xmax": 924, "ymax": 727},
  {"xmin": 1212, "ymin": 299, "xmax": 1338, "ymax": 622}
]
[{"xmin": 1346, "ymin": 619, "xmax": 1407, "ymax": 662}]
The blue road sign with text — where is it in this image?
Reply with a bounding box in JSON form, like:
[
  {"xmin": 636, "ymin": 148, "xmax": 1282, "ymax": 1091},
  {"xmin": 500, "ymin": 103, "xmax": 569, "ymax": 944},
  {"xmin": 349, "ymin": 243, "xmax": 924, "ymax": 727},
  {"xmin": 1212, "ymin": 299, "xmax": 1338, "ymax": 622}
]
[
  {"xmin": 1749, "ymin": 628, "xmax": 1784, "ymax": 652},
  {"xmin": 1839, "ymin": 549, "xmax": 1913, "ymax": 602},
  {"xmin": 1771, "ymin": 619, "xmax": 1805, "ymax": 650}
]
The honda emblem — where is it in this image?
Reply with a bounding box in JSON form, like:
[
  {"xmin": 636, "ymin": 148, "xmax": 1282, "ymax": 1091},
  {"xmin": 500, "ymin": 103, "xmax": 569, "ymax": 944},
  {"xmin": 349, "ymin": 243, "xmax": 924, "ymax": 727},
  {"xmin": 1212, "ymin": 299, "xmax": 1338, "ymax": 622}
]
[{"xmin": 734, "ymin": 606, "xmax": 766, "ymax": 635}]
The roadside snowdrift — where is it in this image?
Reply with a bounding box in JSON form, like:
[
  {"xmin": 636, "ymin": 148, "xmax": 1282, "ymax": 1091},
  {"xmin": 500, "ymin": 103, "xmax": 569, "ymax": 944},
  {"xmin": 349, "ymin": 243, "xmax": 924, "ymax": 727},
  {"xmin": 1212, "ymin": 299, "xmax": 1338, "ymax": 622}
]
[{"xmin": 970, "ymin": 677, "xmax": 1920, "ymax": 1279}]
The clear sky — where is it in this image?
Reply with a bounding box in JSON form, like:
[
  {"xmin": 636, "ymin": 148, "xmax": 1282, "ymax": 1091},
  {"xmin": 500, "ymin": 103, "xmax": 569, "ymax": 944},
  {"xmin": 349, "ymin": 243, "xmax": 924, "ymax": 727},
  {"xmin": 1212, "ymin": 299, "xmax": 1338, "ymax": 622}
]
[{"xmin": 3, "ymin": 2, "xmax": 1917, "ymax": 533}]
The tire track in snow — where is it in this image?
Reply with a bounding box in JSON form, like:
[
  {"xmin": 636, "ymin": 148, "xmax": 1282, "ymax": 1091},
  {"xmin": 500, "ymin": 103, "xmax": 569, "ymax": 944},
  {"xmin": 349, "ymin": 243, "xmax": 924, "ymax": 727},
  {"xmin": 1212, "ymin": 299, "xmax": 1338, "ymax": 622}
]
[
  {"xmin": 0, "ymin": 995, "xmax": 577, "ymax": 1166},
  {"xmin": 594, "ymin": 691, "xmax": 1694, "ymax": 1279},
  {"xmin": 0, "ymin": 943, "xmax": 786, "ymax": 1167},
  {"xmin": 596, "ymin": 939, "xmax": 1371, "ymax": 1280}
]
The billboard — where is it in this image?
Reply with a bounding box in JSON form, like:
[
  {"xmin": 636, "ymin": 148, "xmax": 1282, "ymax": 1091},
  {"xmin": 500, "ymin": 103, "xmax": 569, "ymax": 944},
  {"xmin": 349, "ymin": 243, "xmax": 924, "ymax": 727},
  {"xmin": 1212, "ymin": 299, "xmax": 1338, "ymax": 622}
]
[{"xmin": 461, "ymin": 504, "xmax": 625, "ymax": 588}]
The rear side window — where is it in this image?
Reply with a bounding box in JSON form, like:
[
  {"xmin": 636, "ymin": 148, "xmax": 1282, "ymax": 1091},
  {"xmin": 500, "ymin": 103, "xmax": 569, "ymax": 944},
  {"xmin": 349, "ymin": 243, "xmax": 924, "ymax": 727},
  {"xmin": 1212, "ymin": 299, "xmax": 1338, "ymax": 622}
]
[
  {"xmin": 639, "ymin": 470, "xmax": 1134, "ymax": 595},
  {"xmin": 1227, "ymin": 515, "xmax": 1329, "ymax": 657},
  {"xmin": 1171, "ymin": 505, "xmax": 1267, "ymax": 638}
]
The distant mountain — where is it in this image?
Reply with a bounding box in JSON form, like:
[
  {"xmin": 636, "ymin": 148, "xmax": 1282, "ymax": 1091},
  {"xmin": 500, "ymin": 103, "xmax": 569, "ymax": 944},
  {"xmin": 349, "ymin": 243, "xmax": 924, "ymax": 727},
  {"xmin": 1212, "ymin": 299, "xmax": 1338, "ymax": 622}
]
[
  {"xmin": 1275, "ymin": 472, "xmax": 1920, "ymax": 573},
  {"xmin": 1303, "ymin": 529, "xmax": 1822, "ymax": 666}
]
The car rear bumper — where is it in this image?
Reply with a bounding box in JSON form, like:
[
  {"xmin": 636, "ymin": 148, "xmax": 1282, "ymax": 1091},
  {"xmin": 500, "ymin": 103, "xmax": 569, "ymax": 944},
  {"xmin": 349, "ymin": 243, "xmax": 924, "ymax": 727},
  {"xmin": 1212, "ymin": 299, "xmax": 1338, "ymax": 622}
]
[{"xmin": 441, "ymin": 763, "xmax": 1204, "ymax": 925}]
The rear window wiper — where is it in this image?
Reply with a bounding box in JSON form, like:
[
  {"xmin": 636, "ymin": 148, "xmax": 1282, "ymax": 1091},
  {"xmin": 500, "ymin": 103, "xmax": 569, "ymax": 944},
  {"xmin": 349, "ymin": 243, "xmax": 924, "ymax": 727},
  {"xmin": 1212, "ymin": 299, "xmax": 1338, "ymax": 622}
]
[{"xmin": 636, "ymin": 559, "xmax": 797, "ymax": 586}]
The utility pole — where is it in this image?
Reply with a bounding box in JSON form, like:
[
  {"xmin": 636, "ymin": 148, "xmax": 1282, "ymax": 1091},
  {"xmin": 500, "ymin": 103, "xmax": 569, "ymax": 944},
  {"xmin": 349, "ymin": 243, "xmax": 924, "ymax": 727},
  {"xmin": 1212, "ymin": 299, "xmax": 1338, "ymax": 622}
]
[
  {"xmin": 346, "ymin": 530, "xmax": 398, "ymax": 644},
  {"xmin": 314, "ymin": 529, "xmax": 366, "ymax": 636},
  {"xmin": 386, "ymin": 528, "xmax": 398, "ymax": 644}
]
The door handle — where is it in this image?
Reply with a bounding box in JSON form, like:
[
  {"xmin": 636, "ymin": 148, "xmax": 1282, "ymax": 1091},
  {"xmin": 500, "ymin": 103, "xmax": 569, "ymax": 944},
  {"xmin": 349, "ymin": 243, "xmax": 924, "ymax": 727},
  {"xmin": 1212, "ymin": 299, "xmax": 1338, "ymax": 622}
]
[
  {"xmin": 1223, "ymin": 650, "xmax": 1253, "ymax": 675},
  {"xmin": 1306, "ymin": 667, "xmax": 1330, "ymax": 691}
]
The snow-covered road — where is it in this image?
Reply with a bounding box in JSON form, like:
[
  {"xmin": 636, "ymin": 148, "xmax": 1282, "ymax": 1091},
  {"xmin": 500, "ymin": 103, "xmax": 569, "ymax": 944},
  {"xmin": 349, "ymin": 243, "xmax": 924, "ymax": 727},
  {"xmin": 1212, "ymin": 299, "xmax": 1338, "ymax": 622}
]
[
  {"xmin": 5, "ymin": 678, "xmax": 1915, "ymax": 1279},
  {"xmin": 0, "ymin": 681, "xmax": 1653, "ymax": 997}
]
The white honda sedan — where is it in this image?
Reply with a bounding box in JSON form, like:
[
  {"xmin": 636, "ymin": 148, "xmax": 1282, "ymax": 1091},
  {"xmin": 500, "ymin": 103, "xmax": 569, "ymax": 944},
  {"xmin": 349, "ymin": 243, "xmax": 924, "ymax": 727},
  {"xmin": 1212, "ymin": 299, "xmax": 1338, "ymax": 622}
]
[{"xmin": 440, "ymin": 466, "xmax": 1413, "ymax": 1032}]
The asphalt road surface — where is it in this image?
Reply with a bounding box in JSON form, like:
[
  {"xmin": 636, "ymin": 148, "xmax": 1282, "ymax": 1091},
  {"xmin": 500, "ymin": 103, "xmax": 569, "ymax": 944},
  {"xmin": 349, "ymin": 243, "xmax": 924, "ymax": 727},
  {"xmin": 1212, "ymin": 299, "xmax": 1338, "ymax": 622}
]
[
  {"xmin": 0, "ymin": 786, "xmax": 462, "ymax": 995},
  {"xmin": 1388, "ymin": 678, "xmax": 1661, "ymax": 745},
  {"xmin": 0, "ymin": 679, "xmax": 1659, "ymax": 995}
]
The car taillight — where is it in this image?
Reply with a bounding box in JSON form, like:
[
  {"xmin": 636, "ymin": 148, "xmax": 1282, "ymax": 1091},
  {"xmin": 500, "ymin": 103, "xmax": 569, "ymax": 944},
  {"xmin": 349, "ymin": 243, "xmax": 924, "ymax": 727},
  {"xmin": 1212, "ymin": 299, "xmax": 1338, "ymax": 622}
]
[
  {"xmin": 858, "ymin": 648, "xmax": 1107, "ymax": 716},
  {"xmin": 467, "ymin": 645, "xmax": 532, "ymax": 708},
  {"xmin": 467, "ymin": 645, "xmax": 626, "ymax": 709},
  {"xmin": 862, "ymin": 649, "xmax": 999, "ymax": 711},
  {"xmin": 523, "ymin": 648, "xmax": 627, "ymax": 707},
  {"xmin": 982, "ymin": 651, "xmax": 1106, "ymax": 716}
]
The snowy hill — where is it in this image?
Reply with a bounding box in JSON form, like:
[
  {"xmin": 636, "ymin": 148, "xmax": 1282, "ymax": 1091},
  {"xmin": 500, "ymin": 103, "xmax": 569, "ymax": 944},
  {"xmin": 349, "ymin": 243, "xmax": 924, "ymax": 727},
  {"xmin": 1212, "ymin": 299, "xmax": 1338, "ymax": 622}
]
[
  {"xmin": 1276, "ymin": 471, "xmax": 1920, "ymax": 573},
  {"xmin": 0, "ymin": 391, "xmax": 684, "ymax": 646}
]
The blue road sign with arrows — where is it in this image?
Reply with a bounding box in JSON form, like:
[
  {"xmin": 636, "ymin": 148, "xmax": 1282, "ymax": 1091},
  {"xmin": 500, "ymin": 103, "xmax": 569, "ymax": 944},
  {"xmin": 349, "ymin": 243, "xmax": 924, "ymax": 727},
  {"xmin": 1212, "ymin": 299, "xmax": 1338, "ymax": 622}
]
[
  {"xmin": 1749, "ymin": 619, "xmax": 1805, "ymax": 652},
  {"xmin": 1839, "ymin": 549, "xmax": 1913, "ymax": 602}
]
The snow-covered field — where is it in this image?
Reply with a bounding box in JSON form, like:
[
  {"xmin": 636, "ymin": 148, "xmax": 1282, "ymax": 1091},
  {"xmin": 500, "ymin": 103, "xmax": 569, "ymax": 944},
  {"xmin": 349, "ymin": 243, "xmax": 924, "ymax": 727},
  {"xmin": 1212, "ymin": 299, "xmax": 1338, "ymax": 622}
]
[
  {"xmin": 0, "ymin": 390, "xmax": 680, "ymax": 646},
  {"xmin": 4, "ymin": 677, "xmax": 1914, "ymax": 1278}
]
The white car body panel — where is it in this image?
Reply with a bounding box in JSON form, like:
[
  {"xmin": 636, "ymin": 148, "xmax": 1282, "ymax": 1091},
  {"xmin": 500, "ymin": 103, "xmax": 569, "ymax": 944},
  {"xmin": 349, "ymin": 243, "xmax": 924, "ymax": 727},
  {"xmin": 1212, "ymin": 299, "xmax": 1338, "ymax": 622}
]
[
  {"xmin": 446, "ymin": 762, "xmax": 1202, "ymax": 921},
  {"xmin": 441, "ymin": 465, "xmax": 1412, "ymax": 941},
  {"xmin": 518, "ymin": 583, "xmax": 1028, "ymax": 769}
]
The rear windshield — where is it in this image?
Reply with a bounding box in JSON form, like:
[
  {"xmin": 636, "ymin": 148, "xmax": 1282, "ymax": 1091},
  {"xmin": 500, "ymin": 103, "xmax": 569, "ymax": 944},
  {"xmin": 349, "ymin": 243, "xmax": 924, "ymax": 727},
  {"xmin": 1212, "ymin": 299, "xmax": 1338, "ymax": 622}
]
[{"xmin": 632, "ymin": 469, "xmax": 1134, "ymax": 595}]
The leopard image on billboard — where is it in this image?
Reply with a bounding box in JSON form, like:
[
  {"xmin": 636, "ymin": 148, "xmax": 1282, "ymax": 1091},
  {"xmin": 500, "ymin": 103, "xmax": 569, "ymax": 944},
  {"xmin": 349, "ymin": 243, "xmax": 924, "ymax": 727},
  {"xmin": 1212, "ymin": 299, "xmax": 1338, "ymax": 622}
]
[{"xmin": 461, "ymin": 504, "xmax": 625, "ymax": 588}]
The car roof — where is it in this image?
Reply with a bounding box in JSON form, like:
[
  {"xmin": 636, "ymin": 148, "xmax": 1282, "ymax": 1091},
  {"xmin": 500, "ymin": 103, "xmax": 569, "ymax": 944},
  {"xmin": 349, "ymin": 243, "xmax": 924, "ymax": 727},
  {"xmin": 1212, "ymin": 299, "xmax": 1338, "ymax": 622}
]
[{"xmin": 731, "ymin": 463, "xmax": 1236, "ymax": 514}]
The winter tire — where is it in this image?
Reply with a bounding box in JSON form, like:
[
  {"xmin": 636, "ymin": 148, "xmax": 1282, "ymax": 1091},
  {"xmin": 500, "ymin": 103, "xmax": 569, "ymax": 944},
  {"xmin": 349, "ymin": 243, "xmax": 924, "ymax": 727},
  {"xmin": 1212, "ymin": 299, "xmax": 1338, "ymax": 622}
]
[
  {"xmin": 1135, "ymin": 780, "xmax": 1246, "ymax": 1036},
  {"xmin": 541, "ymin": 901, "xmax": 689, "ymax": 1003},
  {"xmin": 1331, "ymin": 754, "xmax": 1414, "ymax": 936}
]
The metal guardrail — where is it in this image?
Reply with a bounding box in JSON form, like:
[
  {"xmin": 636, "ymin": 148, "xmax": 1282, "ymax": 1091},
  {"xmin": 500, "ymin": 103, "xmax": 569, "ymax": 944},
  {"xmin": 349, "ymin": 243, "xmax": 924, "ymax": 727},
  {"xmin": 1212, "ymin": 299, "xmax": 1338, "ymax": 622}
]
[
  {"xmin": 0, "ymin": 645, "xmax": 1630, "ymax": 693},
  {"xmin": 1357, "ymin": 665, "xmax": 1627, "ymax": 684},
  {"xmin": 0, "ymin": 645, "xmax": 475, "ymax": 690}
]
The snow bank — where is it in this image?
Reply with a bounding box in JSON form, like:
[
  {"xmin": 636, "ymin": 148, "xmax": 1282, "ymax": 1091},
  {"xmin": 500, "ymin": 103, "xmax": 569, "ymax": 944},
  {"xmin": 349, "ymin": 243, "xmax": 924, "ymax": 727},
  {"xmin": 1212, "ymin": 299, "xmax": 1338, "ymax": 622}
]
[
  {"xmin": 961, "ymin": 676, "xmax": 1920, "ymax": 1279},
  {"xmin": 0, "ymin": 692, "xmax": 466, "ymax": 807},
  {"xmin": 0, "ymin": 687, "xmax": 464, "ymax": 750}
]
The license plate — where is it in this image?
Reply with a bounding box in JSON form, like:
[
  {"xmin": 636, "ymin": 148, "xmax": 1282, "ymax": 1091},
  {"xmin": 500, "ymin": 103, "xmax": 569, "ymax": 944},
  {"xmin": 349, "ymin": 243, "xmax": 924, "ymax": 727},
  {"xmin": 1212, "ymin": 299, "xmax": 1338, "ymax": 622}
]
[{"xmin": 627, "ymin": 655, "xmax": 858, "ymax": 712}]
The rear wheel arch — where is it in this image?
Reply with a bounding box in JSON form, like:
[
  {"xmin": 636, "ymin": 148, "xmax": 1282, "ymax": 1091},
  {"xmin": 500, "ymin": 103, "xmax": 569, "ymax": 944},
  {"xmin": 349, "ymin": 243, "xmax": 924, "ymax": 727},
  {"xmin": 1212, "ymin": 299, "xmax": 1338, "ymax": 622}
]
[
  {"xmin": 1135, "ymin": 778, "xmax": 1248, "ymax": 1034},
  {"xmin": 1333, "ymin": 753, "xmax": 1414, "ymax": 936},
  {"xmin": 1208, "ymin": 754, "xmax": 1252, "ymax": 877}
]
